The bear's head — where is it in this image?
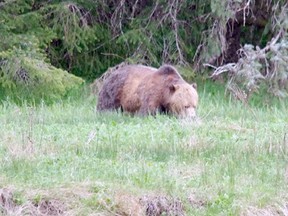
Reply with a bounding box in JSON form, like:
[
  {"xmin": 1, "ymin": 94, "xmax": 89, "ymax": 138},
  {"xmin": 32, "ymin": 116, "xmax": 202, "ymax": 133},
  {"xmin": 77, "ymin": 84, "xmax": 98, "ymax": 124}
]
[{"xmin": 168, "ymin": 83, "xmax": 198, "ymax": 118}]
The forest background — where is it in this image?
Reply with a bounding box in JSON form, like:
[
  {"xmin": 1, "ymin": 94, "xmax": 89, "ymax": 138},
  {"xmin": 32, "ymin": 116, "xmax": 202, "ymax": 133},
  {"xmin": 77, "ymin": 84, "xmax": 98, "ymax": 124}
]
[{"xmin": 0, "ymin": 0, "xmax": 287, "ymax": 102}]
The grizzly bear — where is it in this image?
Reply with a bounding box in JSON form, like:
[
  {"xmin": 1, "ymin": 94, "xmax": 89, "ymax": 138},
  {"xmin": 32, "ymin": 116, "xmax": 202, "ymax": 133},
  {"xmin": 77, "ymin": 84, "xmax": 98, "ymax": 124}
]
[{"xmin": 97, "ymin": 64, "xmax": 198, "ymax": 118}]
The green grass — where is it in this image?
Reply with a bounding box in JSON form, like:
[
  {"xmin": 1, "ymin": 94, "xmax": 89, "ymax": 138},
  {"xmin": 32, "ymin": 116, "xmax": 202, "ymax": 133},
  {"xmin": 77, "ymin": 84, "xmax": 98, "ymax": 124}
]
[{"xmin": 0, "ymin": 82, "xmax": 287, "ymax": 215}]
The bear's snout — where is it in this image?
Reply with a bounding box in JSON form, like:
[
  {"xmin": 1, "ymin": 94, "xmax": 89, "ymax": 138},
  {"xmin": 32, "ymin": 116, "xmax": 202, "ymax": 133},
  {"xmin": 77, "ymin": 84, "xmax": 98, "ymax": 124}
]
[{"xmin": 178, "ymin": 107, "xmax": 197, "ymax": 119}]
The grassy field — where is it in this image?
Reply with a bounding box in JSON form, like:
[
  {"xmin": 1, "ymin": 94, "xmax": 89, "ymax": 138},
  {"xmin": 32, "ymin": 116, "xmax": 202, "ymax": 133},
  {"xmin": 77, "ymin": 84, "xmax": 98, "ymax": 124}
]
[{"xmin": 0, "ymin": 83, "xmax": 287, "ymax": 215}]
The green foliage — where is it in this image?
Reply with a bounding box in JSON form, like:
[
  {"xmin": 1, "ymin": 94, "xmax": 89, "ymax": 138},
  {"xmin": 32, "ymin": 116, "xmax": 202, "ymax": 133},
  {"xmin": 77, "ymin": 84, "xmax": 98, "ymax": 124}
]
[
  {"xmin": 0, "ymin": 0, "xmax": 84, "ymax": 102},
  {"xmin": 0, "ymin": 1, "xmax": 245, "ymax": 79},
  {"xmin": 210, "ymin": 0, "xmax": 233, "ymax": 21},
  {"xmin": 49, "ymin": 3, "xmax": 98, "ymax": 54},
  {"xmin": 0, "ymin": 46, "xmax": 84, "ymax": 103}
]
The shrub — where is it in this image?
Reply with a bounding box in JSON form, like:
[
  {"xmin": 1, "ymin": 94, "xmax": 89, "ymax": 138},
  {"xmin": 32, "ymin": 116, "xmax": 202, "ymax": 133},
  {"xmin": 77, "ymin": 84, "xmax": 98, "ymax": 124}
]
[{"xmin": 0, "ymin": 47, "xmax": 84, "ymax": 103}]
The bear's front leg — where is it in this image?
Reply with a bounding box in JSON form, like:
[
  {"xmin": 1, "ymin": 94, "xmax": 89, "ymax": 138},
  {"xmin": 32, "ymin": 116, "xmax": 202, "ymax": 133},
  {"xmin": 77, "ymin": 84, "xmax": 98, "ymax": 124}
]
[{"xmin": 138, "ymin": 102, "xmax": 158, "ymax": 116}]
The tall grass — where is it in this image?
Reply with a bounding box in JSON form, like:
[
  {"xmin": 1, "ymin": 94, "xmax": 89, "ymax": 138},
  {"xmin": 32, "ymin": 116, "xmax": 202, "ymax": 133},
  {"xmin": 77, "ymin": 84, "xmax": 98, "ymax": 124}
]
[{"xmin": 0, "ymin": 82, "xmax": 287, "ymax": 215}]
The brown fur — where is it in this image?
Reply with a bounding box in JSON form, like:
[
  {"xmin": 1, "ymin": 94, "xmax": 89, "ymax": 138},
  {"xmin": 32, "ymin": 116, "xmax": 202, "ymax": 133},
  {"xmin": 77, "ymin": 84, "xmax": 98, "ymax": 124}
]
[{"xmin": 97, "ymin": 64, "xmax": 198, "ymax": 117}]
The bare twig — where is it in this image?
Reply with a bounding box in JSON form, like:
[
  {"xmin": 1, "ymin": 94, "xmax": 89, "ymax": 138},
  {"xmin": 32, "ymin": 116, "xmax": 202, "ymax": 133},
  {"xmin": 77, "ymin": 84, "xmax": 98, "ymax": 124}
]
[
  {"xmin": 209, "ymin": 63, "xmax": 237, "ymax": 77},
  {"xmin": 131, "ymin": 0, "xmax": 140, "ymax": 18}
]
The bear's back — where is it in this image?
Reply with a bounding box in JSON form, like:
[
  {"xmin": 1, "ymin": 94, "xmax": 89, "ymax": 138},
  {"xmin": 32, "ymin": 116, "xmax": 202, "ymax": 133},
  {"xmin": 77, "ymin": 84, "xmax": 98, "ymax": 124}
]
[
  {"xmin": 120, "ymin": 65, "xmax": 157, "ymax": 113},
  {"xmin": 97, "ymin": 65, "xmax": 157, "ymax": 111}
]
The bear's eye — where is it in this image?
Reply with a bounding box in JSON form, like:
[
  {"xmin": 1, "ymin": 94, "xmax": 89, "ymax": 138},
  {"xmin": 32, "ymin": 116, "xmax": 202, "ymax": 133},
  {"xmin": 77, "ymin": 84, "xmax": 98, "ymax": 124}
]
[{"xmin": 184, "ymin": 105, "xmax": 190, "ymax": 109}]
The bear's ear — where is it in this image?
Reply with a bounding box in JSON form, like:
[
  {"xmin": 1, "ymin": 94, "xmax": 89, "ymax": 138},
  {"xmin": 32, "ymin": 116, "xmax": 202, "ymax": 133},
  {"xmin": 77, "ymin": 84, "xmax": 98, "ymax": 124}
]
[
  {"xmin": 191, "ymin": 82, "xmax": 197, "ymax": 89},
  {"xmin": 169, "ymin": 84, "xmax": 180, "ymax": 92},
  {"xmin": 158, "ymin": 65, "xmax": 177, "ymax": 75}
]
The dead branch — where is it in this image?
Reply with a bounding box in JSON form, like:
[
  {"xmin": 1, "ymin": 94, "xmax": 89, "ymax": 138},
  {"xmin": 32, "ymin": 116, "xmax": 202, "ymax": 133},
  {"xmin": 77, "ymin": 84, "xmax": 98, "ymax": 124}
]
[
  {"xmin": 111, "ymin": 0, "xmax": 126, "ymax": 34},
  {"xmin": 169, "ymin": 0, "xmax": 185, "ymax": 64}
]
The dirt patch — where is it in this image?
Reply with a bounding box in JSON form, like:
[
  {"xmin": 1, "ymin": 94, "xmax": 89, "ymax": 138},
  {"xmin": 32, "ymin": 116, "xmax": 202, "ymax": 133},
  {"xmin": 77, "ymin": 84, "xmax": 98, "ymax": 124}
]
[
  {"xmin": 140, "ymin": 196, "xmax": 184, "ymax": 216},
  {"xmin": 243, "ymin": 204, "xmax": 288, "ymax": 216},
  {"xmin": 0, "ymin": 188, "xmax": 66, "ymax": 216},
  {"xmin": 114, "ymin": 193, "xmax": 145, "ymax": 216},
  {"xmin": 34, "ymin": 199, "xmax": 65, "ymax": 216},
  {"xmin": 0, "ymin": 188, "xmax": 16, "ymax": 214}
]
